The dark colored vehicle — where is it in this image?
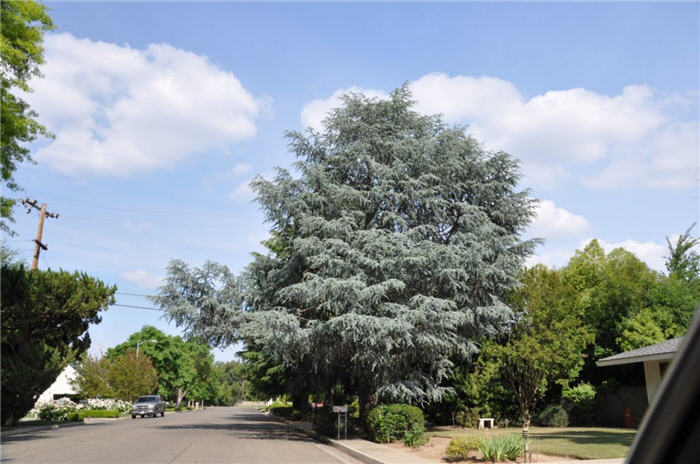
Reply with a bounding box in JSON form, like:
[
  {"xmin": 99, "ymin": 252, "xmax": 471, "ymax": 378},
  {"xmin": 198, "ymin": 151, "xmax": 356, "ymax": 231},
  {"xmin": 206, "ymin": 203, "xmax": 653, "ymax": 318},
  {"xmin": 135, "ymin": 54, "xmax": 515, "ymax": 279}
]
[{"xmin": 131, "ymin": 395, "xmax": 165, "ymax": 418}]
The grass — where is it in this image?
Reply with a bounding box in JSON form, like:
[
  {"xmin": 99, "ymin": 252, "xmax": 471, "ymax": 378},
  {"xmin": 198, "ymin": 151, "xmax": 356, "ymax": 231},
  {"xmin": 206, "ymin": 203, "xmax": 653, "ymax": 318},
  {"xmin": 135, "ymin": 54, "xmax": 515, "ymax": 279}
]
[{"xmin": 428, "ymin": 426, "xmax": 636, "ymax": 459}]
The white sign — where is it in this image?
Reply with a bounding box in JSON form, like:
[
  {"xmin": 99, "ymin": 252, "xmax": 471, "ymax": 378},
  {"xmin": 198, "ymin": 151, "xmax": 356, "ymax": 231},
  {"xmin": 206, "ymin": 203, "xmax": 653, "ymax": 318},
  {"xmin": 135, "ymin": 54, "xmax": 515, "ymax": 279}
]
[{"xmin": 332, "ymin": 405, "xmax": 348, "ymax": 413}]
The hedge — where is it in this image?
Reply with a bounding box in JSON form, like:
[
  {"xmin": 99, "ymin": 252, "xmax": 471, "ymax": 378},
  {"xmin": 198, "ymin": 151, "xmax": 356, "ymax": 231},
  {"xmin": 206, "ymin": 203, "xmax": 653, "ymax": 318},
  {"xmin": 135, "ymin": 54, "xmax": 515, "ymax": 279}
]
[{"xmin": 79, "ymin": 409, "xmax": 120, "ymax": 419}]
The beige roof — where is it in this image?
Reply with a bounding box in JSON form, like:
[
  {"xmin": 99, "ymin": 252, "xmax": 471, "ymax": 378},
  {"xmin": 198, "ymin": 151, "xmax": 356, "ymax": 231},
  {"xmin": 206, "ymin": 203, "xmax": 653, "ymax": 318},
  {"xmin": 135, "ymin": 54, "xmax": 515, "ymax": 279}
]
[{"xmin": 596, "ymin": 337, "xmax": 683, "ymax": 367}]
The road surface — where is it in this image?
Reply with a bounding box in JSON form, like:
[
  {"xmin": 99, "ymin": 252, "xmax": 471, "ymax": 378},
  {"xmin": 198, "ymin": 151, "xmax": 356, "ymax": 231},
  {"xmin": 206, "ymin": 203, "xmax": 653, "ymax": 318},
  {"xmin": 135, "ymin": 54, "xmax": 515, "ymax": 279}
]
[{"xmin": 1, "ymin": 407, "xmax": 359, "ymax": 463}]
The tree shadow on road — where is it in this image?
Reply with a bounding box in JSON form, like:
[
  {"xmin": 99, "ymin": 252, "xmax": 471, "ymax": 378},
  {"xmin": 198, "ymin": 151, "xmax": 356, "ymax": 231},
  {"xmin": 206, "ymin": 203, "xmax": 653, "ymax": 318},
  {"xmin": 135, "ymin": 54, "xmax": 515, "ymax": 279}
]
[{"xmin": 157, "ymin": 423, "xmax": 315, "ymax": 441}]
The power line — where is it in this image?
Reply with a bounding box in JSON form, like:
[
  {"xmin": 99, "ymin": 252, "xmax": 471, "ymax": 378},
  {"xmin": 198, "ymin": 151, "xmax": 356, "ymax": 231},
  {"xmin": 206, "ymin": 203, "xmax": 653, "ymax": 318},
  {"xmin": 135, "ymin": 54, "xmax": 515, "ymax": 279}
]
[
  {"xmin": 116, "ymin": 292, "xmax": 155, "ymax": 298},
  {"xmin": 111, "ymin": 303, "xmax": 164, "ymax": 312}
]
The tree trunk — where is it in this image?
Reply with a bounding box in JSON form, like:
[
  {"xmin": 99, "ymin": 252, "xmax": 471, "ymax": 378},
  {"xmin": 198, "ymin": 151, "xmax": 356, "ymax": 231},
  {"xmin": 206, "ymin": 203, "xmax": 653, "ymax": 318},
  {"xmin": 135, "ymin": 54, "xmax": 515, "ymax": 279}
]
[
  {"xmin": 358, "ymin": 385, "xmax": 378, "ymax": 428},
  {"xmin": 292, "ymin": 391, "xmax": 308, "ymax": 412},
  {"xmin": 176, "ymin": 387, "xmax": 188, "ymax": 407}
]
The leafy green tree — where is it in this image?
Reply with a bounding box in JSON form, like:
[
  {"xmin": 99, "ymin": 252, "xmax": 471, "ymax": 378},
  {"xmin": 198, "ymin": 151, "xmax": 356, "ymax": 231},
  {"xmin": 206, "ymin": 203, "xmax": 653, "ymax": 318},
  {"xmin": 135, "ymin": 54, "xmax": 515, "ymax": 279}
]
[
  {"xmin": 107, "ymin": 326, "xmax": 215, "ymax": 406},
  {"xmin": 0, "ymin": 0, "xmax": 54, "ymax": 233},
  {"xmin": 1, "ymin": 263, "xmax": 115, "ymax": 425},
  {"xmin": 665, "ymin": 224, "xmax": 700, "ymax": 282},
  {"xmin": 155, "ymin": 88, "xmax": 538, "ymax": 423},
  {"xmin": 107, "ymin": 350, "xmax": 159, "ymax": 401},
  {"xmin": 489, "ymin": 265, "xmax": 592, "ymax": 428},
  {"xmin": 563, "ymin": 240, "xmax": 658, "ymax": 360},
  {"xmin": 72, "ymin": 354, "xmax": 113, "ymax": 398}
]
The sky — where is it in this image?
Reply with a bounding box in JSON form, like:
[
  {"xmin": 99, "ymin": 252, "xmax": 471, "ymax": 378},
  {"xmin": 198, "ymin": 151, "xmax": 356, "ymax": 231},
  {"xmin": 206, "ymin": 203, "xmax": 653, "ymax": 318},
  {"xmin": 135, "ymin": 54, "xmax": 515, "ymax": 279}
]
[{"xmin": 6, "ymin": 1, "xmax": 699, "ymax": 362}]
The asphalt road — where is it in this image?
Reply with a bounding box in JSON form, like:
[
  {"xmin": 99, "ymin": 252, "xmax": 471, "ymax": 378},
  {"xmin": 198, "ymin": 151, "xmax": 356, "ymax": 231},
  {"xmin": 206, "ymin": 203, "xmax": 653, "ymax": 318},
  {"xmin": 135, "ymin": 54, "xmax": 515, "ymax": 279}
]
[{"xmin": 0, "ymin": 407, "xmax": 360, "ymax": 464}]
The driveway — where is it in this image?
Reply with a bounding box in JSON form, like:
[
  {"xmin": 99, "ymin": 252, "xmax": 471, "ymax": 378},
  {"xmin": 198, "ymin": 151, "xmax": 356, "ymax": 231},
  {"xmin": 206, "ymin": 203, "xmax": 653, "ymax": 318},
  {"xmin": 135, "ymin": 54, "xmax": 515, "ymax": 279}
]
[{"xmin": 1, "ymin": 406, "xmax": 359, "ymax": 463}]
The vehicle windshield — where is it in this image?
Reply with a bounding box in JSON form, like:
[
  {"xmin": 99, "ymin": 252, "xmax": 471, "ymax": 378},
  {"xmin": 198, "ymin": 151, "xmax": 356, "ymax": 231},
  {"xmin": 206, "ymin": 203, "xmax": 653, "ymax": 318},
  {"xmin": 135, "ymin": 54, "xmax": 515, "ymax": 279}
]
[{"xmin": 135, "ymin": 396, "xmax": 158, "ymax": 403}]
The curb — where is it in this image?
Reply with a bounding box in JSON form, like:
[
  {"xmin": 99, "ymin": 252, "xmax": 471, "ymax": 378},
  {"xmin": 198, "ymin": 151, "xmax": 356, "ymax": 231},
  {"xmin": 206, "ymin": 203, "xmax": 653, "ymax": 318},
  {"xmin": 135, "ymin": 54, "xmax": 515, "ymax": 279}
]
[
  {"xmin": 1, "ymin": 420, "xmax": 86, "ymax": 437},
  {"xmin": 279, "ymin": 417, "xmax": 387, "ymax": 464}
]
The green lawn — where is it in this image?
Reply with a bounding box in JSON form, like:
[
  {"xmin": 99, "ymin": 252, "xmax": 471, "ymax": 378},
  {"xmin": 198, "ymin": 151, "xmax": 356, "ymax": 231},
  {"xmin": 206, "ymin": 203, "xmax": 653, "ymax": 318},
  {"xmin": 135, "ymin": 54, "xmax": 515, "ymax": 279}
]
[{"xmin": 428, "ymin": 426, "xmax": 637, "ymax": 459}]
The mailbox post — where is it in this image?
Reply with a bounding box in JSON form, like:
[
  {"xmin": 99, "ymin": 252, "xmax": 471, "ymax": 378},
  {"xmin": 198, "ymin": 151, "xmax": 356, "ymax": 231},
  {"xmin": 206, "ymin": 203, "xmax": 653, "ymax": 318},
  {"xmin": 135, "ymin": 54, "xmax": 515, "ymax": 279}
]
[{"xmin": 332, "ymin": 405, "xmax": 348, "ymax": 439}]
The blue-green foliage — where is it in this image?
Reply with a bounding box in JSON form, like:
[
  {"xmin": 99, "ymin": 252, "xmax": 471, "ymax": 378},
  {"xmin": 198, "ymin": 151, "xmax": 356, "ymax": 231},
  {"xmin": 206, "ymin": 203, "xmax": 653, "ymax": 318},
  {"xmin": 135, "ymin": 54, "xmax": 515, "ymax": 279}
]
[{"xmin": 154, "ymin": 87, "xmax": 538, "ymax": 415}]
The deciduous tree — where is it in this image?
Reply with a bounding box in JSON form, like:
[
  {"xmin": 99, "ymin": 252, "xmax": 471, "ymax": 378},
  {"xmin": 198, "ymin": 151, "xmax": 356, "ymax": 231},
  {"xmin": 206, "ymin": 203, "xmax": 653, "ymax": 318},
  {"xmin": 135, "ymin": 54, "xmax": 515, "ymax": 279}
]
[
  {"xmin": 107, "ymin": 350, "xmax": 159, "ymax": 401},
  {"xmin": 0, "ymin": 0, "xmax": 54, "ymax": 233}
]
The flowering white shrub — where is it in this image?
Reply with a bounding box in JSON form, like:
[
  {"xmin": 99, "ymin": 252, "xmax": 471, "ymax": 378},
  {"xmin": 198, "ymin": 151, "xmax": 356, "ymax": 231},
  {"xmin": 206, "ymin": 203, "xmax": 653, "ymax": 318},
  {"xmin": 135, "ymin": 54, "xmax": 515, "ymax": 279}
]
[
  {"xmin": 80, "ymin": 398, "xmax": 131, "ymax": 413},
  {"xmin": 33, "ymin": 398, "xmax": 78, "ymax": 421},
  {"xmin": 29, "ymin": 398, "xmax": 132, "ymax": 421}
]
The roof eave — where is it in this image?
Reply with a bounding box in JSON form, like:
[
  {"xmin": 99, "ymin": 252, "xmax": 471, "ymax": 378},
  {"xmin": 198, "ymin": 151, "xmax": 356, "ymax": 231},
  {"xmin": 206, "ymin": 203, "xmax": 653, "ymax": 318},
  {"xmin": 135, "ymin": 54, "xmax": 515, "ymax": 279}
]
[{"xmin": 596, "ymin": 352, "xmax": 676, "ymax": 367}]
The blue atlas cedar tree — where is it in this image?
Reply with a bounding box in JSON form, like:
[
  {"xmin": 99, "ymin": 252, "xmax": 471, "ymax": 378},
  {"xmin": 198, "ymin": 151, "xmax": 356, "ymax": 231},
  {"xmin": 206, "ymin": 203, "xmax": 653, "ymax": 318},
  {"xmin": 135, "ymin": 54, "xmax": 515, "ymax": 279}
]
[{"xmin": 153, "ymin": 87, "xmax": 539, "ymax": 422}]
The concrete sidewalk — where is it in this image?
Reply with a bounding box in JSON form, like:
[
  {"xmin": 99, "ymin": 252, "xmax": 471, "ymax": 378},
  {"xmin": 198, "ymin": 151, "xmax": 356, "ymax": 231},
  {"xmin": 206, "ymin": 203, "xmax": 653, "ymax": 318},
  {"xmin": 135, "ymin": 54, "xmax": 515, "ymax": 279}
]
[
  {"xmin": 546, "ymin": 460, "xmax": 624, "ymax": 464},
  {"xmin": 283, "ymin": 420, "xmax": 438, "ymax": 464}
]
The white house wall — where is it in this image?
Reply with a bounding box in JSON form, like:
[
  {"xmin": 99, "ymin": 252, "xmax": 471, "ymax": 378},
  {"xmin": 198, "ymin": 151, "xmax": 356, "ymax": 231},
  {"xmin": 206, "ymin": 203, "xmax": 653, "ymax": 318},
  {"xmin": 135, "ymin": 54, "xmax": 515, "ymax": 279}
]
[{"xmin": 36, "ymin": 365, "xmax": 78, "ymax": 403}]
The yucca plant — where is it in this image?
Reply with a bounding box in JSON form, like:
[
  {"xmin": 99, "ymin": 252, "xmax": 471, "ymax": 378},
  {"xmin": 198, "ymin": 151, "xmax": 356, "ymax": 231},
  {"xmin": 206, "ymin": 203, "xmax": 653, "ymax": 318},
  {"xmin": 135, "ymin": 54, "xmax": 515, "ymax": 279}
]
[{"xmin": 478, "ymin": 433, "xmax": 525, "ymax": 462}]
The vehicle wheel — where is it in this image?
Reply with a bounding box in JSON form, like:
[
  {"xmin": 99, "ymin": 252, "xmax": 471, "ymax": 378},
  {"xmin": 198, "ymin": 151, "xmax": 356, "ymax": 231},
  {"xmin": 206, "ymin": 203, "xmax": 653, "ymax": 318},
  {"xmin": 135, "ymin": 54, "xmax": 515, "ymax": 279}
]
[
  {"xmin": 141, "ymin": 415, "xmax": 144, "ymax": 418},
  {"xmin": 132, "ymin": 415, "xmax": 136, "ymax": 419}
]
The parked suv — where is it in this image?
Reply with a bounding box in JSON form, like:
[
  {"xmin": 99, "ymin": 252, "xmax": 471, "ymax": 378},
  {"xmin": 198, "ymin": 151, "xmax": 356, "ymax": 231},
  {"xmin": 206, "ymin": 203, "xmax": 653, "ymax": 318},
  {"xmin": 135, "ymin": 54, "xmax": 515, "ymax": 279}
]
[{"xmin": 131, "ymin": 395, "xmax": 165, "ymax": 418}]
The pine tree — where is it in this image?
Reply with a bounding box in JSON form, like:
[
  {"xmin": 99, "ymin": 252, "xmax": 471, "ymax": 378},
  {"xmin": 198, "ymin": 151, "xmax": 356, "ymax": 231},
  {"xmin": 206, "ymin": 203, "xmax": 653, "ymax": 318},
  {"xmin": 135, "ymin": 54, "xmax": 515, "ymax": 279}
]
[{"xmin": 155, "ymin": 87, "xmax": 538, "ymax": 422}]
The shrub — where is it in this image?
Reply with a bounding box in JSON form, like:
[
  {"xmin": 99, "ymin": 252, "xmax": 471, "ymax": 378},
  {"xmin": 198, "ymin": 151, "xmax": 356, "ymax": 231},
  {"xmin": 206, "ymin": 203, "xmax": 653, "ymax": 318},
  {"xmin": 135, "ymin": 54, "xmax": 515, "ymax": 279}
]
[
  {"xmin": 312, "ymin": 408, "xmax": 337, "ymax": 436},
  {"xmin": 80, "ymin": 398, "xmax": 131, "ymax": 413},
  {"xmin": 536, "ymin": 405, "xmax": 569, "ymax": 427},
  {"xmin": 79, "ymin": 409, "xmax": 120, "ymax": 418},
  {"xmin": 403, "ymin": 423, "xmax": 428, "ymax": 447},
  {"xmin": 445, "ymin": 436, "xmax": 479, "ymax": 461},
  {"xmin": 174, "ymin": 406, "xmax": 182, "ymax": 412},
  {"xmin": 454, "ymin": 409, "xmax": 479, "ymax": 428},
  {"xmin": 35, "ymin": 398, "xmax": 78, "ymax": 421},
  {"xmin": 478, "ymin": 434, "xmax": 524, "ymax": 462},
  {"xmin": 366, "ymin": 404, "xmax": 425, "ymax": 446},
  {"xmin": 290, "ymin": 410, "xmax": 304, "ymax": 421},
  {"xmin": 269, "ymin": 405, "xmax": 294, "ymax": 418},
  {"xmin": 562, "ymin": 383, "xmax": 596, "ymax": 425}
]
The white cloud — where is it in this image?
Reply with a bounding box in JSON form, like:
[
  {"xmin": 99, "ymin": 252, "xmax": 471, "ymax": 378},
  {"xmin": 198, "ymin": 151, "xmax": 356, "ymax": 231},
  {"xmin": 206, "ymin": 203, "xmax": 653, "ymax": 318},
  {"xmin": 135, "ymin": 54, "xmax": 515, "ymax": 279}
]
[
  {"xmin": 527, "ymin": 200, "xmax": 590, "ymax": 240},
  {"xmin": 525, "ymin": 247, "xmax": 576, "ymax": 269},
  {"xmin": 26, "ymin": 33, "xmax": 267, "ymax": 176},
  {"xmin": 228, "ymin": 178, "xmax": 255, "ymax": 202},
  {"xmin": 302, "ymin": 73, "xmax": 698, "ymax": 190},
  {"xmin": 301, "ymin": 86, "xmax": 389, "ymax": 131},
  {"xmin": 232, "ymin": 163, "xmax": 253, "ymax": 176},
  {"xmin": 120, "ymin": 269, "xmax": 164, "ymax": 289}
]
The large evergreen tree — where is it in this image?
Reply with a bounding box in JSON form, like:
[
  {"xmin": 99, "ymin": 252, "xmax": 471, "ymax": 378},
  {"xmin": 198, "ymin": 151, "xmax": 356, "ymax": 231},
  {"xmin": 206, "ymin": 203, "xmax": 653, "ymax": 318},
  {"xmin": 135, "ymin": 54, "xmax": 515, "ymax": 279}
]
[
  {"xmin": 155, "ymin": 88, "xmax": 538, "ymax": 421},
  {"xmin": 1, "ymin": 263, "xmax": 115, "ymax": 425}
]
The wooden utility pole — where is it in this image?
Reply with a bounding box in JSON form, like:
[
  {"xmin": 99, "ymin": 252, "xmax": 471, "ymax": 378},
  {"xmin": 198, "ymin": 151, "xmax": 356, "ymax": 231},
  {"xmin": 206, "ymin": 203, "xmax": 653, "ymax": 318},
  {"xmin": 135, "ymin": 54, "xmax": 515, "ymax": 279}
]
[{"xmin": 21, "ymin": 198, "xmax": 59, "ymax": 270}]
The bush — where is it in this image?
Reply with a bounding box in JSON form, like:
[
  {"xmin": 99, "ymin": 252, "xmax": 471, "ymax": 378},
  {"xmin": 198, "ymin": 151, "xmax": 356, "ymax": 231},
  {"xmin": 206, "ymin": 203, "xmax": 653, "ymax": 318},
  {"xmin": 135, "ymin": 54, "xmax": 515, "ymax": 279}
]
[
  {"xmin": 174, "ymin": 406, "xmax": 182, "ymax": 412},
  {"xmin": 313, "ymin": 407, "xmax": 338, "ymax": 436},
  {"xmin": 35, "ymin": 398, "xmax": 78, "ymax": 421},
  {"xmin": 454, "ymin": 409, "xmax": 479, "ymax": 428},
  {"xmin": 478, "ymin": 434, "xmax": 524, "ymax": 462},
  {"xmin": 445, "ymin": 436, "xmax": 479, "ymax": 461},
  {"xmin": 290, "ymin": 410, "xmax": 304, "ymax": 421},
  {"xmin": 562, "ymin": 383, "xmax": 596, "ymax": 425},
  {"xmin": 269, "ymin": 405, "xmax": 294, "ymax": 418},
  {"xmin": 80, "ymin": 398, "xmax": 131, "ymax": 413},
  {"xmin": 79, "ymin": 409, "xmax": 120, "ymax": 418},
  {"xmin": 536, "ymin": 405, "xmax": 569, "ymax": 427},
  {"xmin": 366, "ymin": 404, "xmax": 425, "ymax": 446}
]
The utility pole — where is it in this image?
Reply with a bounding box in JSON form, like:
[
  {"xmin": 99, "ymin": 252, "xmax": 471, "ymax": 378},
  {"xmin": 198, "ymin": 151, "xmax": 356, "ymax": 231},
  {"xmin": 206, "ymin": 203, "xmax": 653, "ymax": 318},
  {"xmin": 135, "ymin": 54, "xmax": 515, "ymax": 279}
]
[{"xmin": 21, "ymin": 198, "xmax": 59, "ymax": 270}]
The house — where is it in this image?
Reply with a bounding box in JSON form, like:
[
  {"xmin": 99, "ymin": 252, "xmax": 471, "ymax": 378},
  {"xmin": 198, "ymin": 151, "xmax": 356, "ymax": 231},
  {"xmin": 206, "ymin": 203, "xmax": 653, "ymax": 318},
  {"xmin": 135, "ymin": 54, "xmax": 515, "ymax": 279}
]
[
  {"xmin": 596, "ymin": 337, "xmax": 683, "ymax": 405},
  {"xmin": 35, "ymin": 364, "xmax": 79, "ymax": 403}
]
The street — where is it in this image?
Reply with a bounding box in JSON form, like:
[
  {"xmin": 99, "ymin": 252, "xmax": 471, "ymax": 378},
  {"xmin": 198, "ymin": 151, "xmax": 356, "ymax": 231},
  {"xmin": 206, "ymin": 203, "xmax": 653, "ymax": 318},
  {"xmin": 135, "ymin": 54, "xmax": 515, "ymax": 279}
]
[{"xmin": 1, "ymin": 407, "xmax": 359, "ymax": 463}]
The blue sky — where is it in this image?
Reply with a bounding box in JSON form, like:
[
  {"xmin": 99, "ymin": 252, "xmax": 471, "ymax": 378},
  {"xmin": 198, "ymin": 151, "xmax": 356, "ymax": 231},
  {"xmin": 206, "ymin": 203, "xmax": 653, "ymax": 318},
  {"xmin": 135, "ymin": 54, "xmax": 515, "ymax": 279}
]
[{"xmin": 7, "ymin": 1, "xmax": 699, "ymax": 361}]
